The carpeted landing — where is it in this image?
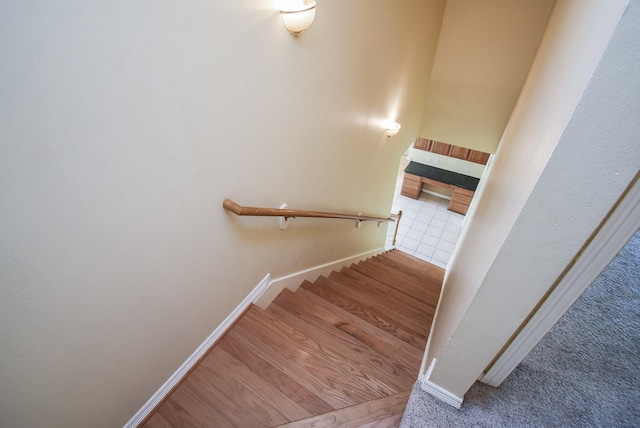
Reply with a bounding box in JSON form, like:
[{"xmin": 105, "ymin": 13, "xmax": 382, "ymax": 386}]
[{"xmin": 401, "ymin": 230, "xmax": 640, "ymax": 427}]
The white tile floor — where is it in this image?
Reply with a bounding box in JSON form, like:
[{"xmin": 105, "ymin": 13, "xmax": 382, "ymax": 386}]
[{"xmin": 385, "ymin": 157, "xmax": 465, "ymax": 269}]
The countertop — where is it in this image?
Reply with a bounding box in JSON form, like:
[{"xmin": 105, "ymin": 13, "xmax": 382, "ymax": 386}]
[{"xmin": 404, "ymin": 161, "xmax": 480, "ymax": 191}]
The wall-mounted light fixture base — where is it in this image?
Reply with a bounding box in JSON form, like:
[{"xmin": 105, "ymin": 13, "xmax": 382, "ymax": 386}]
[
  {"xmin": 280, "ymin": 1, "xmax": 316, "ymax": 37},
  {"xmin": 386, "ymin": 121, "xmax": 401, "ymax": 137}
]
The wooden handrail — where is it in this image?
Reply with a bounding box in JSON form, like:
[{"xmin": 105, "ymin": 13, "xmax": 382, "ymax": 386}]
[{"xmin": 223, "ymin": 199, "xmax": 395, "ymax": 223}]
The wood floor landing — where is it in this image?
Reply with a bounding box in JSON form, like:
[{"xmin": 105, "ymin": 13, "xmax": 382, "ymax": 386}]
[{"xmin": 142, "ymin": 250, "xmax": 444, "ymax": 427}]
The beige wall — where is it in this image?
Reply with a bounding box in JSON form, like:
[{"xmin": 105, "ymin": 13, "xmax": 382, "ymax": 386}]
[
  {"xmin": 0, "ymin": 0, "xmax": 446, "ymax": 426},
  {"xmin": 419, "ymin": 0, "xmax": 555, "ymax": 153},
  {"xmin": 423, "ymin": 0, "xmax": 637, "ymax": 398}
]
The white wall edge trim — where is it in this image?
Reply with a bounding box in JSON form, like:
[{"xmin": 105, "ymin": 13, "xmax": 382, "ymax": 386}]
[
  {"xmin": 419, "ymin": 358, "xmax": 463, "ymax": 409},
  {"xmin": 253, "ymin": 247, "xmax": 384, "ymax": 309},
  {"xmin": 420, "ymin": 378, "xmax": 463, "ymax": 409},
  {"xmin": 124, "ymin": 247, "xmax": 384, "ymax": 427},
  {"xmin": 480, "ymin": 176, "xmax": 640, "ymax": 386},
  {"xmin": 123, "ymin": 273, "xmax": 272, "ymax": 428}
]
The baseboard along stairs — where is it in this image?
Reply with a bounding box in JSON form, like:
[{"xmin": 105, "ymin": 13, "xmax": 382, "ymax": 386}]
[{"xmin": 141, "ymin": 249, "xmax": 443, "ymax": 427}]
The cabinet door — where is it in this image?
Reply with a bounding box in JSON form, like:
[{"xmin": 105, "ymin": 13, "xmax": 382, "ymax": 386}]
[
  {"xmin": 430, "ymin": 141, "xmax": 451, "ymax": 155},
  {"xmin": 414, "ymin": 137, "xmax": 432, "ymax": 151},
  {"xmin": 401, "ymin": 173, "xmax": 422, "ymax": 199},
  {"xmin": 448, "ymin": 145, "xmax": 471, "ymax": 160},
  {"xmin": 467, "ymin": 150, "xmax": 490, "ymax": 165},
  {"xmin": 448, "ymin": 186, "xmax": 474, "ymax": 215}
]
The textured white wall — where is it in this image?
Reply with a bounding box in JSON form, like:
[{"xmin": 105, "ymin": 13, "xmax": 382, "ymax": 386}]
[
  {"xmin": 0, "ymin": 0, "xmax": 446, "ymax": 426},
  {"xmin": 419, "ymin": 0, "xmax": 555, "ymax": 153},
  {"xmin": 423, "ymin": 0, "xmax": 638, "ymax": 398}
]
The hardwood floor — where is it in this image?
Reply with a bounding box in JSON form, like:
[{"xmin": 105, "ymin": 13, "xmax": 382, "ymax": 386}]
[{"xmin": 142, "ymin": 249, "xmax": 444, "ymax": 427}]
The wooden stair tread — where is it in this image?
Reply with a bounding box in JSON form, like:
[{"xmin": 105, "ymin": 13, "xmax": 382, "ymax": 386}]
[
  {"xmin": 376, "ymin": 250, "xmax": 445, "ymax": 283},
  {"xmin": 179, "ymin": 374, "xmax": 265, "ymax": 427},
  {"xmin": 265, "ymin": 302, "xmax": 400, "ymax": 398},
  {"xmin": 351, "ymin": 261, "xmax": 436, "ymax": 305},
  {"xmin": 302, "ymin": 278, "xmax": 428, "ymax": 352},
  {"xmin": 143, "ymin": 251, "xmax": 444, "ymax": 428},
  {"xmin": 280, "ymin": 286, "xmax": 423, "ymax": 369},
  {"xmin": 330, "ymin": 270, "xmax": 432, "ymax": 323},
  {"xmin": 274, "ymin": 390, "xmax": 411, "ymax": 428},
  {"xmin": 231, "ymin": 323, "xmax": 355, "ymax": 410},
  {"xmin": 358, "ymin": 414, "xmax": 404, "ymax": 428},
  {"xmin": 156, "ymin": 379, "xmax": 236, "ymax": 428},
  {"xmin": 268, "ymin": 289, "xmax": 415, "ymax": 392},
  {"xmin": 296, "ymin": 286, "xmax": 424, "ymax": 369},
  {"xmin": 364, "ymin": 257, "xmax": 443, "ymax": 296},
  {"xmin": 339, "ymin": 267, "xmax": 436, "ymax": 316},
  {"xmin": 239, "ymin": 306, "xmax": 388, "ymax": 404},
  {"xmin": 382, "ymin": 250, "xmax": 445, "ymax": 279},
  {"xmin": 217, "ymin": 329, "xmax": 334, "ymax": 416},
  {"xmin": 311, "ymin": 275, "xmax": 428, "ymax": 342},
  {"xmin": 143, "ymin": 411, "xmax": 173, "ymax": 428},
  {"xmin": 189, "ymin": 355, "xmax": 289, "ymax": 426},
  {"xmin": 204, "ymin": 346, "xmax": 312, "ymax": 421},
  {"xmin": 354, "ymin": 259, "xmax": 433, "ymax": 295}
]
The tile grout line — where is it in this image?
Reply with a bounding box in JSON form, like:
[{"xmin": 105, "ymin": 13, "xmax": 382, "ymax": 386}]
[{"xmin": 390, "ymin": 167, "xmax": 464, "ymax": 268}]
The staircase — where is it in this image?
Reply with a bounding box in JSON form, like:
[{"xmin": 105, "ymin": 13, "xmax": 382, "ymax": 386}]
[{"xmin": 142, "ymin": 249, "xmax": 443, "ymax": 427}]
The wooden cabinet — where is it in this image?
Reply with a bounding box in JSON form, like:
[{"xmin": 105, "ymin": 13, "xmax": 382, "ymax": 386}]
[
  {"xmin": 402, "ymin": 159, "xmax": 480, "ymax": 213},
  {"xmin": 422, "ymin": 177, "xmax": 451, "ymax": 191},
  {"xmin": 402, "ymin": 173, "xmax": 455, "ymax": 200},
  {"xmin": 468, "ymin": 150, "xmax": 490, "ymax": 165},
  {"xmin": 413, "ymin": 137, "xmax": 490, "ymax": 165},
  {"xmin": 401, "ymin": 173, "xmax": 422, "ymax": 199},
  {"xmin": 414, "ymin": 137, "xmax": 432, "ymax": 151},
  {"xmin": 448, "ymin": 186, "xmax": 474, "ymax": 215},
  {"xmin": 430, "ymin": 141, "xmax": 451, "ymax": 155},
  {"xmin": 448, "ymin": 145, "xmax": 471, "ymax": 160}
]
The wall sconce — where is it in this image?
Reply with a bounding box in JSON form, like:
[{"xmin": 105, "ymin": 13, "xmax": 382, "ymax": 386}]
[
  {"xmin": 386, "ymin": 122, "xmax": 401, "ymax": 137},
  {"xmin": 280, "ymin": 1, "xmax": 316, "ymax": 37}
]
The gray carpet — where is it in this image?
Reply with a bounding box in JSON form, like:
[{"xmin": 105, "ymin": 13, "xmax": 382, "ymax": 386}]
[{"xmin": 401, "ymin": 230, "xmax": 640, "ymax": 427}]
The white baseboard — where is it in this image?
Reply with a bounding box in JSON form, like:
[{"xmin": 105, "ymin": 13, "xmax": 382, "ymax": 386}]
[
  {"xmin": 124, "ymin": 247, "xmax": 384, "ymax": 427},
  {"xmin": 420, "ymin": 379, "xmax": 463, "ymax": 409},
  {"xmin": 253, "ymin": 247, "xmax": 384, "ymax": 309},
  {"xmin": 123, "ymin": 273, "xmax": 271, "ymax": 428},
  {"xmin": 420, "ymin": 359, "xmax": 464, "ymax": 409}
]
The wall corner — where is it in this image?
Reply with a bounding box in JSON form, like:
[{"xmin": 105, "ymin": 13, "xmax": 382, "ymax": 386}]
[{"xmin": 420, "ymin": 358, "xmax": 464, "ymax": 409}]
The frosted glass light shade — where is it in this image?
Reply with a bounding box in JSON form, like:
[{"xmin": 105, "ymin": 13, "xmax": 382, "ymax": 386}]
[
  {"xmin": 386, "ymin": 122, "xmax": 401, "ymax": 137},
  {"xmin": 280, "ymin": 1, "xmax": 316, "ymax": 37}
]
